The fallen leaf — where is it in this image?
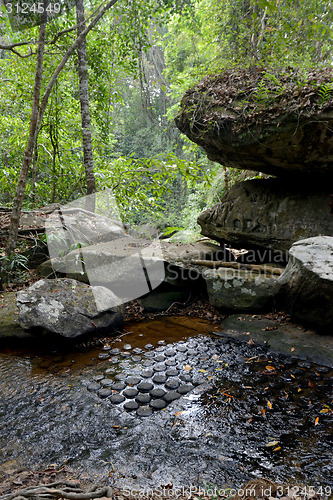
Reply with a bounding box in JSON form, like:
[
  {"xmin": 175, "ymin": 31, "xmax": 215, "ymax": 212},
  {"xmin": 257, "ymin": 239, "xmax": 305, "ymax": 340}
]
[
  {"xmin": 298, "ymin": 388, "xmax": 302, "ymax": 392},
  {"xmin": 248, "ymin": 338, "xmax": 254, "ymax": 345},
  {"xmin": 265, "ymin": 440, "xmax": 279, "ymax": 447},
  {"xmin": 273, "ymin": 446, "xmax": 281, "ymax": 451},
  {"xmin": 112, "ymin": 425, "xmax": 121, "ymax": 428},
  {"xmin": 265, "ymin": 365, "xmax": 276, "ymax": 371},
  {"xmin": 291, "ymin": 347, "xmax": 295, "ymax": 352},
  {"xmin": 184, "ymin": 364, "xmax": 192, "ymax": 372},
  {"xmin": 267, "ymin": 401, "xmax": 273, "ymax": 409},
  {"xmin": 315, "ymin": 417, "xmax": 319, "ymax": 426},
  {"xmin": 221, "ymin": 392, "xmax": 234, "ymax": 398},
  {"xmin": 309, "ymin": 380, "xmax": 315, "ymax": 388},
  {"xmin": 198, "ymin": 369, "xmax": 207, "ymax": 373},
  {"xmin": 174, "ymin": 411, "xmax": 183, "ymax": 417}
]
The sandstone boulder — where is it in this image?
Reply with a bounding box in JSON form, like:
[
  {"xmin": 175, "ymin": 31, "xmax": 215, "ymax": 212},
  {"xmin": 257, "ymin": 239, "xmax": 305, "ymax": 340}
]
[
  {"xmin": 203, "ymin": 267, "xmax": 280, "ymax": 311},
  {"xmin": 16, "ymin": 278, "xmax": 123, "ymax": 338},
  {"xmin": 278, "ymin": 236, "xmax": 333, "ymax": 334},
  {"xmin": 175, "ymin": 70, "xmax": 333, "ymax": 179},
  {"xmin": 198, "ymin": 178, "xmax": 333, "ymax": 253}
]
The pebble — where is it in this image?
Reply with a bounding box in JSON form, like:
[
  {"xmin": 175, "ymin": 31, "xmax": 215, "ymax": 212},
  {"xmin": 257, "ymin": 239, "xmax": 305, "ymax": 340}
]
[
  {"xmin": 155, "ymin": 346, "xmax": 166, "ymax": 352},
  {"xmin": 141, "ymin": 370, "xmax": 154, "ymax": 378},
  {"xmin": 154, "ymin": 364, "xmax": 166, "ymax": 372},
  {"xmin": 132, "ymin": 348, "xmax": 144, "ymax": 355},
  {"xmin": 154, "ymin": 355, "xmax": 165, "ymax": 362},
  {"xmin": 150, "ymin": 388, "xmax": 166, "ymax": 399},
  {"xmin": 115, "ymin": 373, "xmax": 126, "ymax": 381},
  {"xmin": 163, "ymin": 391, "xmax": 181, "ymax": 403},
  {"xmin": 137, "ymin": 382, "xmax": 154, "ymax": 392},
  {"xmin": 157, "ymin": 340, "xmax": 166, "ymax": 345},
  {"xmin": 105, "ymin": 368, "xmax": 115, "ymax": 374},
  {"xmin": 166, "ymin": 369, "xmax": 179, "ymax": 377},
  {"xmin": 144, "ymin": 344, "xmax": 154, "ymax": 350},
  {"xmin": 124, "ymin": 401, "xmax": 139, "ymax": 411},
  {"xmin": 109, "ymin": 357, "xmax": 119, "ymax": 364},
  {"xmin": 102, "ymin": 345, "xmax": 111, "ymax": 351},
  {"xmin": 123, "ymin": 388, "xmax": 139, "ymax": 398},
  {"xmin": 152, "ymin": 374, "xmax": 167, "ymax": 384},
  {"xmin": 136, "ymin": 406, "xmax": 153, "ymax": 417},
  {"xmin": 165, "ymin": 359, "xmax": 177, "ymax": 366},
  {"xmin": 143, "ymin": 352, "xmax": 155, "ymax": 359},
  {"xmin": 131, "ymin": 356, "xmax": 142, "ymax": 363},
  {"xmin": 110, "ymin": 348, "xmax": 121, "ymax": 355},
  {"xmin": 87, "ymin": 383, "xmax": 101, "ymax": 392},
  {"xmin": 187, "ymin": 349, "xmax": 197, "ymax": 356},
  {"xmin": 112, "ymin": 382, "xmax": 126, "ymax": 391},
  {"xmin": 120, "ymin": 352, "xmax": 131, "ymax": 358},
  {"xmin": 165, "ymin": 378, "xmax": 180, "ymax": 390},
  {"xmin": 176, "ymin": 345, "xmax": 187, "ymax": 353},
  {"xmin": 179, "ymin": 374, "xmax": 192, "ymax": 383},
  {"xmin": 176, "ymin": 354, "xmax": 187, "ymax": 362},
  {"xmin": 101, "ymin": 378, "xmax": 113, "ymax": 387},
  {"xmin": 126, "ymin": 377, "xmax": 141, "ymax": 385},
  {"xmin": 123, "ymin": 344, "xmax": 132, "ymax": 350},
  {"xmin": 110, "ymin": 394, "xmax": 125, "ymax": 404},
  {"xmin": 192, "ymin": 376, "xmax": 207, "ymax": 386},
  {"xmin": 136, "ymin": 393, "xmax": 151, "ymax": 405},
  {"xmin": 165, "ymin": 349, "xmax": 176, "ymax": 357},
  {"xmin": 98, "ymin": 352, "xmax": 110, "ymax": 360},
  {"xmin": 150, "ymin": 399, "xmax": 167, "ymax": 410},
  {"xmin": 93, "ymin": 374, "xmax": 104, "ymax": 381},
  {"xmin": 142, "ymin": 360, "xmax": 154, "ymax": 367},
  {"xmin": 177, "ymin": 384, "xmax": 194, "ymax": 395},
  {"xmin": 98, "ymin": 388, "xmax": 112, "ymax": 398}
]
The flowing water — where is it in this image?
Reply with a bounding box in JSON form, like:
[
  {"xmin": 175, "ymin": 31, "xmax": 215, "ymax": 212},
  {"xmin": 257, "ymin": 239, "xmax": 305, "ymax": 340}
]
[{"xmin": 0, "ymin": 316, "xmax": 332, "ymax": 492}]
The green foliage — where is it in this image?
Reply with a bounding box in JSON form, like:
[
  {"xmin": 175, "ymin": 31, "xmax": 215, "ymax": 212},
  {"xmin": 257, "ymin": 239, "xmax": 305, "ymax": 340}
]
[{"xmin": 0, "ymin": 253, "xmax": 29, "ymax": 286}]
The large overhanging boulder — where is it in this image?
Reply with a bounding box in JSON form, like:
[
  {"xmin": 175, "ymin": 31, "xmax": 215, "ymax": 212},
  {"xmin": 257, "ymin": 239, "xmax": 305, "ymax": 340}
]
[
  {"xmin": 278, "ymin": 237, "xmax": 333, "ymax": 334},
  {"xmin": 175, "ymin": 68, "xmax": 333, "ymax": 179},
  {"xmin": 198, "ymin": 178, "xmax": 333, "ymax": 253},
  {"xmin": 16, "ymin": 278, "xmax": 124, "ymax": 338}
]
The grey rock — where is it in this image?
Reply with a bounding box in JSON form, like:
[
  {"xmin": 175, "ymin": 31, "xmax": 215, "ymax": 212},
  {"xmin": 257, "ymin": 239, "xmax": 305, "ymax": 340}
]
[
  {"xmin": 110, "ymin": 394, "xmax": 125, "ymax": 404},
  {"xmin": 16, "ymin": 279, "xmax": 123, "ymax": 338},
  {"xmin": 141, "ymin": 370, "xmax": 154, "ymax": 378},
  {"xmin": 150, "ymin": 399, "xmax": 167, "ymax": 410},
  {"xmin": 98, "ymin": 352, "xmax": 110, "ymax": 360},
  {"xmin": 136, "ymin": 406, "xmax": 153, "ymax": 417},
  {"xmin": 124, "ymin": 401, "xmax": 139, "ymax": 411},
  {"xmin": 98, "ymin": 388, "xmax": 112, "ymax": 399},
  {"xmin": 135, "ymin": 394, "xmax": 151, "ymax": 405},
  {"xmin": 175, "ymin": 85, "xmax": 333, "ymax": 179},
  {"xmin": 166, "ymin": 369, "xmax": 179, "ymax": 377},
  {"xmin": 112, "ymin": 382, "xmax": 126, "ymax": 391},
  {"xmin": 198, "ymin": 178, "xmax": 333, "ymax": 253},
  {"xmin": 163, "ymin": 391, "xmax": 181, "ymax": 403},
  {"xmin": 278, "ymin": 236, "xmax": 333, "ymax": 334},
  {"xmin": 152, "ymin": 374, "xmax": 167, "ymax": 384},
  {"xmin": 137, "ymin": 382, "xmax": 154, "ymax": 393},
  {"xmin": 87, "ymin": 383, "xmax": 101, "ymax": 392},
  {"xmin": 165, "ymin": 378, "xmax": 180, "ymax": 390},
  {"xmin": 150, "ymin": 388, "xmax": 166, "ymax": 399},
  {"xmin": 203, "ymin": 267, "xmax": 280, "ymax": 311},
  {"xmin": 101, "ymin": 379, "xmax": 113, "ymax": 387},
  {"xmin": 177, "ymin": 384, "xmax": 194, "ymax": 395},
  {"xmin": 126, "ymin": 377, "xmax": 141, "ymax": 385},
  {"xmin": 123, "ymin": 388, "xmax": 139, "ymax": 398}
]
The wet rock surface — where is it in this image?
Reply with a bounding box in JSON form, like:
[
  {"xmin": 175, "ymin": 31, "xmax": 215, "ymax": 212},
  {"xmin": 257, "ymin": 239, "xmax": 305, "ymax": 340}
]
[
  {"xmin": 0, "ymin": 316, "xmax": 331, "ymax": 490},
  {"xmin": 197, "ymin": 178, "xmax": 333, "ymax": 253}
]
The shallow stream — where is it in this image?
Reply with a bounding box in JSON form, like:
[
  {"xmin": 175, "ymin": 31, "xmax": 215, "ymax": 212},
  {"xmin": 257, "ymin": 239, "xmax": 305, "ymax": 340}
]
[{"xmin": 0, "ymin": 316, "xmax": 332, "ymax": 492}]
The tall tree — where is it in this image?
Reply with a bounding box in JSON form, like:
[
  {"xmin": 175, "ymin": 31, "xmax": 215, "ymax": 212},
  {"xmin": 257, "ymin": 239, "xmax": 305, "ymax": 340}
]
[
  {"xmin": 5, "ymin": 0, "xmax": 120, "ymax": 256},
  {"xmin": 76, "ymin": 0, "xmax": 96, "ymax": 212}
]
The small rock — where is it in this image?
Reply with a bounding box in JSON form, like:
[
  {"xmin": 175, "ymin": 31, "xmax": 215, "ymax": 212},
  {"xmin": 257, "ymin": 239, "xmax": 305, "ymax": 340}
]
[
  {"xmin": 98, "ymin": 352, "xmax": 110, "ymax": 360},
  {"xmin": 98, "ymin": 388, "xmax": 112, "ymax": 399},
  {"xmin": 124, "ymin": 401, "xmax": 139, "ymax": 411},
  {"xmin": 165, "ymin": 378, "xmax": 180, "ymax": 390},
  {"xmin": 166, "ymin": 369, "xmax": 179, "ymax": 377},
  {"xmin": 141, "ymin": 370, "xmax": 154, "ymax": 378},
  {"xmin": 87, "ymin": 383, "xmax": 101, "ymax": 392},
  {"xmin": 150, "ymin": 388, "xmax": 166, "ymax": 399},
  {"xmin": 152, "ymin": 374, "xmax": 167, "ymax": 384},
  {"xmin": 93, "ymin": 374, "xmax": 104, "ymax": 381},
  {"xmin": 112, "ymin": 382, "xmax": 126, "ymax": 391},
  {"xmin": 163, "ymin": 391, "xmax": 181, "ymax": 403},
  {"xmin": 115, "ymin": 373, "xmax": 126, "ymax": 381},
  {"xmin": 101, "ymin": 379, "xmax": 113, "ymax": 387},
  {"xmin": 136, "ymin": 406, "xmax": 153, "ymax": 417},
  {"xmin": 153, "ymin": 363, "xmax": 166, "ymax": 372},
  {"xmin": 123, "ymin": 388, "xmax": 139, "ymax": 398},
  {"xmin": 137, "ymin": 382, "xmax": 154, "ymax": 392},
  {"xmin": 110, "ymin": 394, "xmax": 125, "ymax": 404},
  {"xmin": 150, "ymin": 399, "xmax": 167, "ymax": 410},
  {"xmin": 177, "ymin": 384, "xmax": 194, "ymax": 395},
  {"xmin": 135, "ymin": 394, "xmax": 151, "ymax": 405},
  {"xmin": 126, "ymin": 377, "xmax": 141, "ymax": 385},
  {"xmin": 123, "ymin": 344, "xmax": 132, "ymax": 350},
  {"xmin": 144, "ymin": 344, "xmax": 154, "ymax": 350}
]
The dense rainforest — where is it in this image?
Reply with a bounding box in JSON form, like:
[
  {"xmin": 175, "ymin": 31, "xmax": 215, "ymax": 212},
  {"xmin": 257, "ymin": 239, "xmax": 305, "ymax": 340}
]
[{"xmin": 0, "ymin": 0, "xmax": 332, "ymax": 278}]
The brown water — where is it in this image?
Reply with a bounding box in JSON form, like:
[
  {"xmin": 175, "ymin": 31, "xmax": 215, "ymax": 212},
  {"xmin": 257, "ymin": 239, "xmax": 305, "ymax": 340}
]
[{"xmin": 0, "ymin": 316, "xmax": 332, "ymax": 492}]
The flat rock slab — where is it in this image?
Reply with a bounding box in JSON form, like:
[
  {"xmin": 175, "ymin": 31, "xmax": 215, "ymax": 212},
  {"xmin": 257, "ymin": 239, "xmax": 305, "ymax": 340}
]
[
  {"xmin": 198, "ymin": 178, "xmax": 333, "ymax": 253},
  {"xmin": 218, "ymin": 314, "xmax": 333, "ymax": 367}
]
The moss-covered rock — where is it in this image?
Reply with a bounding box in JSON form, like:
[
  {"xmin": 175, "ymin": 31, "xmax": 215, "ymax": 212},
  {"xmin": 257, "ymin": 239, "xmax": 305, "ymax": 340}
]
[
  {"xmin": 0, "ymin": 293, "xmax": 34, "ymax": 340},
  {"xmin": 175, "ymin": 68, "xmax": 333, "ymax": 179}
]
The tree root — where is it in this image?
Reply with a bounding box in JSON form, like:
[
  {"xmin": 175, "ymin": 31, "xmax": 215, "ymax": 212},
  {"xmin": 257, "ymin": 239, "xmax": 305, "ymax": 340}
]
[{"xmin": 0, "ymin": 481, "xmax": 113, "ymax": 500}]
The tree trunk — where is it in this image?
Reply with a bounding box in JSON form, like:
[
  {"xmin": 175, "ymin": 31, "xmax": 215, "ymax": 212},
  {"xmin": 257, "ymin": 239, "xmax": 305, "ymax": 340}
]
[
  {"xmin": 76, "ymin": 0, "xmax": 96, "ymax": 212},
  {"xmin": 5, "ymin": 19, "xmax": 46, "ymax": 257},
  {"xmin": 5, "ymin": 0, "xmax": 120, "ymax": 255}
]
